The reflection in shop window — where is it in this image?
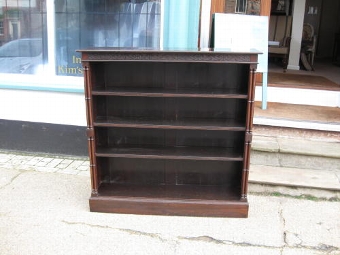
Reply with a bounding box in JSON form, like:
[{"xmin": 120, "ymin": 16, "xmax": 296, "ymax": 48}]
[
  {"xmin": 0, "ymin": 0, "xmax": 47, "ymax": 74},
  {"xmin": 0, "ymin": 0, "xmax": 161, "ymax": 77},
  {"xmin": 55, "ymin": 0, "xmax": 161, "ymax": 76},
  {"xmin": 0, "ymin": 21, "xmax": 4, "ymax": 35}
]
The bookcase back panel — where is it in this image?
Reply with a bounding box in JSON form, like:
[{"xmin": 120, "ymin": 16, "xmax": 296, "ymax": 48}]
[
  {"xmin": 96, "ymin": 127, "xmax": 245, "ymax": 150},
  {"xmin": 95, "ymin": 96, "xmax": 247, "ymax": 123},
  {"xmin": 97, "ymin": 157, "xmax": 243, "ymax": 188},
  {"xmin": 91, "ymin": 62, "xmax": 249, "ymax": 94}
]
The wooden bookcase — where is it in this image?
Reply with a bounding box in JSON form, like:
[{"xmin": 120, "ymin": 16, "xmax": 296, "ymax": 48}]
[{"xmin": 79, "ymin": 48, "xmax": 259, "ymax": 217}]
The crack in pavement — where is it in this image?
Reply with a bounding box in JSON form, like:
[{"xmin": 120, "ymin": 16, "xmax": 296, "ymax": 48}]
[
  {"xmin": 61, "ymin": 220, "xmax": 166, "ymax": 242},
  {"xmin": 61, "ymin": 220, "xmax": 111, "ymax": 229},
  {"xmin": 62, "ymin": 221, "xmax": 278, "ymax": 249},
  {"xmin": 279, "ymin": 205, "xmax": 286, "ymax": 244},
  {"xmin": 182, "ymin": 234, "xmax": 340, "ymax": 253},
  {"xmin": 279, "ymin": 202, "xmax": 287, "ymax": 255},
  {"xmin": 0, "ymin": 171, "xmax": 24, "ymax": 189},
  {"xmin": 279, "ymin": 203, "xmax": 340, "ymax": 253},
  {"xmin": 61, "ymin": 220, "xmax": 340, "ymax": 252},
  {"xmin": 275, "ymin": 137, "xmax": 285, "ymax": 168},
  {"xmin": 178, "ymin": 235, "xmax": 284, "ymax": 250},
  {"xmin": 335, "ymin": 172, "xmax": 340, "ymax": 184},
  {"xmin": 287, "ymin": 243, "xmax": 340, "ymax": 253},
  {"xmin": 117, "ymin": 228, "xmax": 166, "ymax": 242},
  {"xmin": 178, "ymin": 235, "xmax": 225, "ymax": 245}
]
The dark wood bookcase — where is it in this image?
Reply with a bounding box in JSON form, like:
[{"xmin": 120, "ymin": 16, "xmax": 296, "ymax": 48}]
[{"xmin": 79, "ymin": 48, "xmax": 259, "ymax": 217}]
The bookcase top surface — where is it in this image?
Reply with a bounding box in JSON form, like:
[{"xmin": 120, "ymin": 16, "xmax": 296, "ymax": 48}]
[
  {"xmin": 78, "ymin": 47, "xmax": 260, "ymax": 63},
  {"xmin": 78, "ymin": 47, "xmax": 261, "ymax": 54}
]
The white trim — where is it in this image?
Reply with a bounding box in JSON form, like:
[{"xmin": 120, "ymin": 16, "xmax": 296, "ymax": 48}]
[
  {"xmin": 255, "ymin": 86, "xmax": 340, "ymax": 107},
  {"xmin": 160, "ymin": 0, "xmax": 165, "ymax": 47},
  {"xmin": 0, "ymin": 73, "xmax": 83, "ymax": 92},
  {"xmin": 287, "ymin": 64, "xmax": 300, "ymax": 70},
  {"xmin": 0, "ymin": 89, "xmax": 86, "ymax": 126},
  {"xmin": 200, "ymin": 0, "xmax": 211, "ymax": 48},
  {"xmin": 46, "ymin": 0, "xmax": 56, "ymax": 76},
  {"xmin": 254, "ymin": 117, "xmax": 340, "ymax": 132}
]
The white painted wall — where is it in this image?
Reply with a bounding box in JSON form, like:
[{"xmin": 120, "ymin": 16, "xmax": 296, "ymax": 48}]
[{"xmin": 0, "ymin": 89, "xmax": 87, "ymax": 126}]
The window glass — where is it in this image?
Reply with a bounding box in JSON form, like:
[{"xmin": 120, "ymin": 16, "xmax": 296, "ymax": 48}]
[
  {"xmin": 0, "ymin": 0, "xmax": 161, "ymax": 77},
  {"xmin": 225, "ymin": 0, "xmax": 261, "ymax": 15},
  {"xmin": 0, "ymin": 0, "xmax": 47, "ymax": 74},
  {"xmin": 55, "ymin": 0, "xmax": 161, "ymax": 76}
]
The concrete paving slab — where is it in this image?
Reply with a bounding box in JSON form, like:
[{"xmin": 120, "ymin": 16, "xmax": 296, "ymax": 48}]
[
  {"xmin": 250, "ymin": 165, "xmax": 340, "ymax": 191},
  {"xmin": 249, "ymin": 183, "xmax": 340, "ymax": 201},
  {"xmin": 282, "ymin": 248, "xmax": 340, "ymax": 255},
  {"xmin": 281, "ymin": 198, "xmax": 340, "ymax": 251},
  {"xmin": 278, "ymin": 138, "xmax": 340, "ymax": 158},
  {"xmin": 250, "ymin": 151, "xmax": 281, "ymax": 167},
  {"xmin": 277, "ymin": 153, "xmax": 340, "ymax": 171},
  {"xmin": 252, "ymin": 134, "xmax": 340, "ymax": 171},
  {"xmin": 0, "ymin": 153, "xmax": 15, "ymax": 163},
  {"xmin": 252, "ymin": 135, "xmax": 279, "ymax": 152}
]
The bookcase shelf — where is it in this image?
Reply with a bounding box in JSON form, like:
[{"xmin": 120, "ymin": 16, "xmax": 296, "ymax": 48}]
[
  {"xmin": 94, "ymin": 117, "xmax": 246, "ymax": 131},
  {"xmin": 95, "ymin": 146, "xmax": 244, "ymax": 161},
  {"xmin": 79, "ymin": 48, "xmax": 259, "ymax": 217},
  {"xmin": 91, "ymin": 87, "xmax": 248, "ymax": 99}
]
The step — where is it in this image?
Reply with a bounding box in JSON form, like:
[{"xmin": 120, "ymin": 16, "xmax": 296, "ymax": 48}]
[
  {"xmin": 251, "ymin": 134, "xmax": 340, "ymax": 171},
  {"xmin": 249, "ymin": 164, "xmax": 340, "ymax": 199},
  {"xmin": 250, "ymin": 102, "xmax": 340, "ymax": 197}
]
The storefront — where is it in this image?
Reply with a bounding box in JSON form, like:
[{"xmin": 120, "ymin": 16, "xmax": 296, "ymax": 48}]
[
  {"xmin": 0, "ymin": 0, "xmax": 203, "ymax": 155},
  {"xmin": 6, "ymin": 0, "xmax": 319, "ymax": 155}
]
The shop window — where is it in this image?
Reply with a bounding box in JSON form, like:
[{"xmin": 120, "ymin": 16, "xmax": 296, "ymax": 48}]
[
  {"xmin": 0, "ymin": 0, "xmax": 161, "ymax": 77},
  {"xmin": 55, "ymin": 0, "xmax": 161, "ymax": 76},
  {"xmin": 0, "ymin": 0, "xmax": 47, "ymax": 74}
]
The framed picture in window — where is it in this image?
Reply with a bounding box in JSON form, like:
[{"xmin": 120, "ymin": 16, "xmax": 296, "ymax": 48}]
[{"xmin": 271, "ymin": 0, "xmax": 291, "ymax": 15}]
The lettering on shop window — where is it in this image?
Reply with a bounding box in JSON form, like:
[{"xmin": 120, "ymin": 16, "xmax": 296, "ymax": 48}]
[{"xmin": 57, "ymin": 55, "xmax": 83, "ymax": 75}]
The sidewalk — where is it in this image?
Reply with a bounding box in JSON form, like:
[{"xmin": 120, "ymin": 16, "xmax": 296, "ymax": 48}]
[
  {"xmin": 1, "ymin": 150, "xmax": 340, "ymax": 254},
  {"xmin": 1, "ymin": 149, "xmax": 339, "ymax": 199}
]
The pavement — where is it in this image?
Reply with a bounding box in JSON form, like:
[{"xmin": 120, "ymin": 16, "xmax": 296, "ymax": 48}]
[{"xmin": 1, "ymin": 150, "xmax": 340, "ymax": 255}]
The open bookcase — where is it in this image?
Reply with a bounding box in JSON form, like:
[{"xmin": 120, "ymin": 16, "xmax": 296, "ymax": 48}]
[{"xmin": 79, "ymin": 48, "xmax": 259, "ymax": 217}]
